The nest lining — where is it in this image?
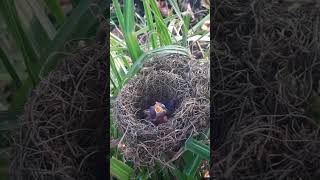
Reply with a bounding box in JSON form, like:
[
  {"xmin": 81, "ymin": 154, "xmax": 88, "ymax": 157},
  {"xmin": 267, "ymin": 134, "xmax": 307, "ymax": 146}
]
[{"xmin": 113, "ymin": 53, "xmax": 209, "ymax": 166}]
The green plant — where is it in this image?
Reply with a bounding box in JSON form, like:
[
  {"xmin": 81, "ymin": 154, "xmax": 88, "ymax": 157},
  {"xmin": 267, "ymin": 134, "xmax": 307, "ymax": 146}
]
[{"xmin": 0, "ymin": 0, "xmax": 106, "ymax": 178}]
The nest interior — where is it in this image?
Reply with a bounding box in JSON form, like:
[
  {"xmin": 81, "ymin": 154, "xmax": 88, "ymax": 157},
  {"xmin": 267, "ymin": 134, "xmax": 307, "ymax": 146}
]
[
  {"xmin": 9, "ymin": 43, "xmax": 107, "ymax": 180},
  {"xmin": 113, "ymin": 54, "xmax": 209, "ymax": 166},
  {"xmin": 212, "ymin": 0, "xmax": 320, "ymax": 179}
]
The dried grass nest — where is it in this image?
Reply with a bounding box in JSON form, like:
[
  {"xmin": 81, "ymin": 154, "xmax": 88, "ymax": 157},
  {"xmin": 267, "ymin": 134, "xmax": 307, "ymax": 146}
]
[
  {"xmin": 212, "ymin": 0, "xmax": 320, "ymax": 179},
  {"xmin": 10, "ymin": 43, "xmax": 108, "ymax": 180},
  {"xmin": 112, "ymin": 53, "xmax": 210, "ymax": 166}
]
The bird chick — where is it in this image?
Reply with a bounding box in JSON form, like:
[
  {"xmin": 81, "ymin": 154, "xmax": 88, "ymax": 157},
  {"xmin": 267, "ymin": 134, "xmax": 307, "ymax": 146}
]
[
  {"xmin": 143, "ymin": 101, "xmax": 168, "ymax": 125},
  {"xmin": 161, "ymin": 97, "xmax": 178, "ymax": 116}
]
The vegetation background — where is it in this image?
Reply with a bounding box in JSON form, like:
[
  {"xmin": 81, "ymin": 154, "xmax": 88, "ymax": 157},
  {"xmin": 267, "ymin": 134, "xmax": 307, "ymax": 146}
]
[{"xmin": 0, "ymin": 0, "xmax": 106, "ymax": 179}]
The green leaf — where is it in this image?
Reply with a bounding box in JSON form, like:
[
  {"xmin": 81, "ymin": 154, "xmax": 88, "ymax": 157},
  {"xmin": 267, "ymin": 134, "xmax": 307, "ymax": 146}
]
[
  {"xmin": 10, "ymin": 0, "xmax": 104, "ymax": 111},
  {"xmin": 0, "ymin": 48, "xmax": 21, "ymax": 88},
  {"xmin": 113, "ymin": 0, "xmax": 143, "ymax": 62},
  {"xmin": 110, "ymin": 157, "xmax": 134, "ymax": 180},
  {"xmin": 149, "ymin": 0, "xmax": 172, "ymax": 46},
  {"xmin": 189, "ymin": 14, "xmax": 209, "ymax": 33},
  {"xmin": 43, "ymin": 0, "xmax": 66, "ymax": 25},
  {"xmin": 41, "ymin": 0, "xmax": 101, "ymax": 59},
  {"xmin": 9, "ymin": 78, "xmax": 33, "ymax": 111},
  {"xmin": 137, "ymin": 167, "xmax": 149, "ymax": 180},
  {"xmin": 112, "ymin": 0, "xmax": 125, "ymax": 33},
  {"xmin": 167, "ymin": 0, "xmax": 189, "ymax": 46},
  {"xmin": 0, "ymin": 0, "xmax": 40, "ymax": 85},
  {"xmin": 110, "ymin": 55, "xmax": 123, "ymax": 88},
  {"xmin": 168, "ymin": 163, "xmax": 195, "ymax": 180},
  {"xmin": 122, "ymin": 45, "xmax": 190, "ymax": 87},
  {"xmin": 124, "ymin": 0, "xmax": 134, "ymax": 33},
  {"xmin": 185, "ymin": 155, "xmax": 201, "ymax": 177},
  {"xmin": 184, "ymin": 138, "xmax": 210, "ymax": 160},
  {"xmin": 143, "ymin": 0, "xmax": 157, "ymax": 49},
  {"xmin": 18, "ymin": 0, "xmax": 57, "ymax": 56}
]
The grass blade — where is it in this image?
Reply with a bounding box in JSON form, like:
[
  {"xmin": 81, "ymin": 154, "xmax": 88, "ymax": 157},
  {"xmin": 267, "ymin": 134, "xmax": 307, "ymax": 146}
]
[
  {"xmin": 0, "ymin": 48, "xmax": 21, "ymax": 88},
  {"xmin": 112, "ymin": 0, "xmax": 125, "ymax": 32},
  {"xmin": 185, "ymin": 155, "xmax": 201, "ymax": 177},
  {"xmin": 113, "ymin": 0, "xmax": 143, "ymax": 62},
  {"xmin": 124, "ymin": 0, "xmax": 134, "ymax": 32},
  {"xmin": 43, "ymin": 0, "xmax": 66, "ymax": 25},
  {"xmin": 143, "ymin": 0, "xmax": 157, "ymax": 49},
  {"xmin": 123, "ymin": 45, "xmax": 190, "ymax": 85},
  {"xmin": 167, "ymin": 0, "xmax": 189, "ymax": 46},
  {"xmin": 0, "ymin": 0, "xmax": 40, "ymax": 85},
  {"xmin": 18, "ymin": 0, "xmax": 57, "ymax": 56},
  {"xmin": 9, "ymin": 0, "xmax": 104, "ymax": 111},
  {"xmin": 185, "ymin": 138, "xmax": 210, "ymax": 160},
  {"xmin": 124, "ymin": 32, "xmax": 143, "ymax": 62},
  {"xmin": 110, "ymin": 55, "xmax": 123, "ymax": 88},
  {"xmin": 149, "ymin": 0, "xmax": 172, "ymax": 46},
  {"xmin": 41, "ymin": 0, "xmax": 101, "ymax": 59},
  {"xmin": 110, "ymin": 157, "xmax": 133, "ymax": 180}
]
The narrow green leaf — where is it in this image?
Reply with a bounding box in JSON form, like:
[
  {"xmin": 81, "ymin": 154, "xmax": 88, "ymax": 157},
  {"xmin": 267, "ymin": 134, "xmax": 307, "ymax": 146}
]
[
  {"xmin": 110, "ymin": 56, "xmax": 123, "ymax": 88},
  {"xmin": 149, "ymin": 0, "xmax": 172, "ymax": 46},
  {"xmin": 123, "ymin": 45, "xmax": 190, "ymax": 86},
  {"xmin": 124, "ymin": 32, "xmax": 143, "ymax": 62},
  {"xmin": 112, "ymin": 0, "xmax": 125, "ymax": 32},
  {"xmin": 9, "ymin": 78, "xmax": 33, "ymax": 111},
  {"xmin": 113, "ymin": 0, "xmax": 143, "ymax": 62},
  {"xmin": 168, "ymin": 163, "xmax": 196, "ymax": 180},
  {"xmin": 114, "ymin": 57, "xmax": 127, "ymax": 79},
  {"xmin": 43, "ymin": 0, "xmax": 66, "ymax": 25},
  {"xmin": 10, "ymin": 0, "xmax": 104, "ymax": 111},
  {"xmin": 143, "ymin": 0, "xmax": 157, "ymax": 48},
  {"xmin": 137, "ymin": 167, "xmax": 149, "ymax": 180},
  {"xmin": 124, "ymin": 0, "xmax": 134, "ymax": 32},
  {"xmin": 38, "ymin": 52, "xmax": 70, "ymax": 78},
  {"xmin": 167, "ymin": 0, "xmax": 188, "ymax": 46},
  {"xmin": 0, "ymin": 0, "xmax": 40, "ymax": 85},
  {"xmin": 185, "ymin": 155, "xmax": 202, "ymax": 177},
  {"xmin": 189, "ymin": 14, "xmax": 209, "ymax": 33},
  {"xmin": 110, "ymin": 157, "xmax": 133, "ymax": 180},
  {"xmin": 110, "ymin": 77, "xmax": 119, "ymax": 96},
  {"xmin": 0, "ymin": 48, "xmax": 21, "ymax": 88},
  {"xmin": 182, "ymin": 15, "xmax": 191, "ymax": 46},
  {"xmin": 19, "ymin": 0, "xmax": 56, "ymax": 56},
  {"xmin": 41, "ymin": 0, "xmax": 101, "ymax": 59},
  {"xmin": 185, "ymin": 138, "xmax": 210, "ymax": 160},
  {"xmin": 121, "ymin": 56, "xmax": 131, "ymax": 69}
]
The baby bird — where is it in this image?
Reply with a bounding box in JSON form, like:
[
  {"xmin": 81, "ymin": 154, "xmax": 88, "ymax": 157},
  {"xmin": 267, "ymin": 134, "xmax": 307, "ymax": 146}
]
[
  {"xmin": 143, "ymin": 102, "xmax": 168, "ymax": 125},
  {"xmin": 140, "ymin": 97, "xmax": 179, "ymax": 125},
  {"xmin": 161, "ymin": 97, "xmax": 178, "ymax": 116}
]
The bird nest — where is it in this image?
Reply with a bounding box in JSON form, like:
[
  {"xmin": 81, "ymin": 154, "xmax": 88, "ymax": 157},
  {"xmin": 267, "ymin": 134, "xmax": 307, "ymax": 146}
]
[
  {"xmin": 9, "ymin": 43, "xmax": 107, "ymax": 180},
  {"xmin": 112, "ymin": 53, "xmax": 209, "ymax": 166},
  {"xmin": 212, "ymin": 0, "xmax": 320, "ymax": 179}
]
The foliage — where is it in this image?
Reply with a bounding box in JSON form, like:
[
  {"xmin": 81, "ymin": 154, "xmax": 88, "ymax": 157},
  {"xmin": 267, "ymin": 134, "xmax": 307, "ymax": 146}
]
[{"xmin": 0, "ymin": 0, "xmax": 106, "ymax": 178}]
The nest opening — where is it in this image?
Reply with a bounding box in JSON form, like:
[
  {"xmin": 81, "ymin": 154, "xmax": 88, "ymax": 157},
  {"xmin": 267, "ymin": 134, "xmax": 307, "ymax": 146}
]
[{"xmin": 133, "ymin": 71, "xmax": 188, "ymax": 122}]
